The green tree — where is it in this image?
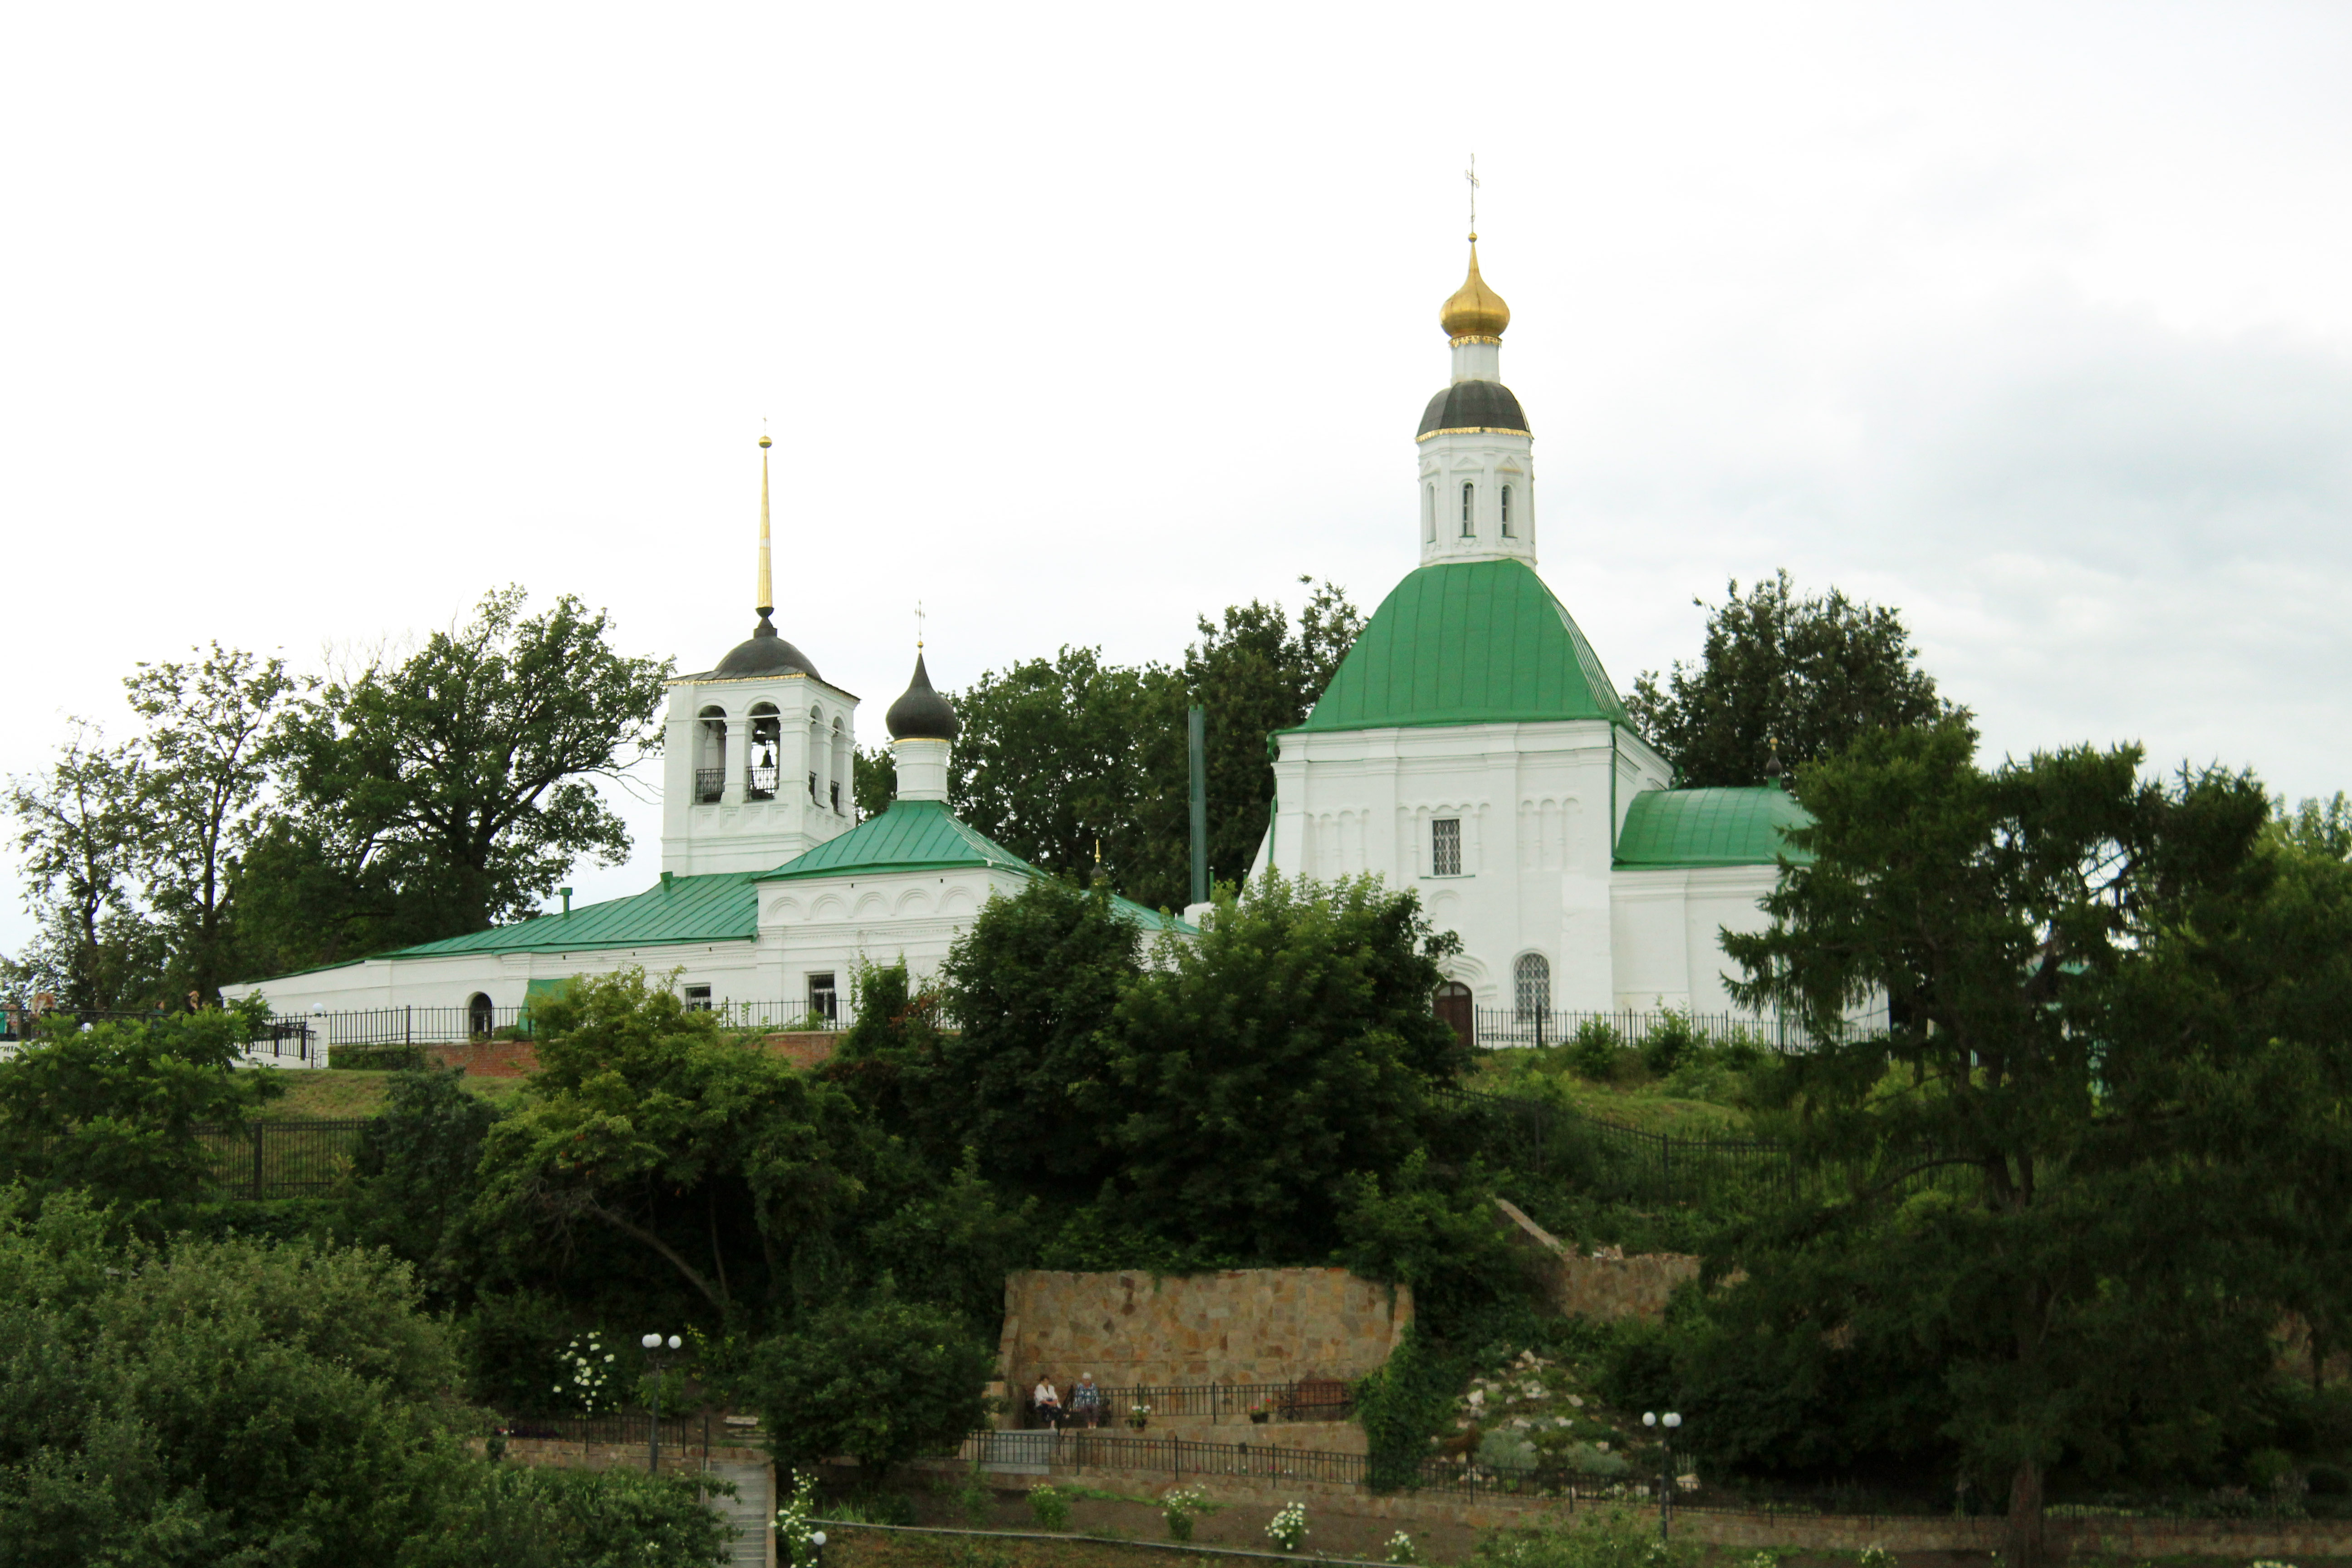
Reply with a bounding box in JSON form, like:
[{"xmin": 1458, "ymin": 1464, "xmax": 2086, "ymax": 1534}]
[
  {"xmin": 737, "ymin": 1296, "xmax": 996, "ymax": 1470},
  {"xmin": 257, "ymin": 587, "xmax": 672, "ymax": 953},
  {"xmin": 1103, "ymin": 875, "xmax": 1465, "ymax": 1258},
  {"xmin": 349, "ymin": 1063, "xmax": 505, "ymax": 1299},
  {"xmin": 930, "ymin": 877, "xmax": 1145, "ymax": 1198},
  {"xmin": 1717, "ymin": 718, "xmax": 2280, "ymax": 1567},
  {"xmin": 474, "ymin": 969, "xmax": 866, "ymax": 1319},
  {"xmin": 0, "ymin": 1004, "xmax": 281, "ymax": 1215},
  {"xmin": 949, "ymin": 646, "xmax": 1186, "ymax": 902},
  {"xmin": 1627, "ymin": 570, "xmax": 1962, "ymax": 787},
  {"xmin": 4, "ymin": 724, "xmax": 162, "ymax": 1010},
  {"xmin": 1183, "ymin": 578, "xmax": 1363, "ymax": 888},
  {"xmin": 125, "ymin": 642, "xmax": 299, "ymax": 1002},
  {"xmin": 0, "ymin": 1195, "xmax": 728, "ymax": 1567}
]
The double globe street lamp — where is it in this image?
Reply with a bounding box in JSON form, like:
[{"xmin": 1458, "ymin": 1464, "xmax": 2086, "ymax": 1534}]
[
  {"xmin": 1642, "ymin": 1411, "xmax": 1683, "ymax": 1540},
  {"xmin": 642, "ymin": 1333, "xmax": 683, "ymax": 1474}
]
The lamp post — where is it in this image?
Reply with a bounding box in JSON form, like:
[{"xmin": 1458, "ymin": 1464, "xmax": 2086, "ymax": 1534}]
[
  {"xmin": 1642, "ymin": 1411, "xmax": 1682, "ymax": 1541},
  {"xmin": 642, "ymin": 1333, "xmax": 682, "ymax": 1474}
]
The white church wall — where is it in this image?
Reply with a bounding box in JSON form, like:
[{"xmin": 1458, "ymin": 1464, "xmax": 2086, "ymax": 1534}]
[
  {"xmin": 1607, "ymin": 865, "xmax": 1781, "ymax": 1014},
  {"xmin": 757, "ymin": 864, "xmax": 1031, "ymax": 1014}
]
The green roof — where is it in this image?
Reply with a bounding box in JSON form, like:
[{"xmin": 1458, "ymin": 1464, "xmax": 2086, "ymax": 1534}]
[
  {"xmin": 348, "ymin": 799, "xmax": 1191, "ymax": 968},
  {"xmin": 383, "ymin": 869, "xmax": 763, "ymax": 958},
  {"xmin": 758, "ymin": 797, "xmax": 1035, "ymax": 882},
  {"xmin": 1293, "ymin": 558, "xmax": 1628, "ymax": 734},
  {"xmin": 1613, "ymin": 786, "xmax": 1813, "ymax": 869}
]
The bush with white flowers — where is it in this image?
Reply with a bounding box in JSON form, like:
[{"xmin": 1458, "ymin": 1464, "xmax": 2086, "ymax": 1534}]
[
  {"xmin": 1385, "ymin": 1529, "xmax": 1419, "ymax": 1563},
  {"xmin": 1266, "ymin": 1501, "xmax": 1309, "ymax": 1552},
  {"xmin": 554, "ymin": 1332, "xmax": 617, "ymax": 1416}
]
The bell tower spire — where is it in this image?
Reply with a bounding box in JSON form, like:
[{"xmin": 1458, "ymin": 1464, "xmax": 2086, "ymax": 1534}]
[{"xmin": 755, "ymin": 429, "xmax": 774, "ymax": 623}]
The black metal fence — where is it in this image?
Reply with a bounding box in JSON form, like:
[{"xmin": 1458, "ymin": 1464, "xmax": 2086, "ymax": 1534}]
[
  {"xmin": 1471, "ymin": 1008, "xmax": 1880, "ymax": 1054},
  {"xmin": 192, "ymin": 1119, "xmax": 372, "ymax": 1198},
  {"xmin": 497, "ymin": 1413, "xmax": 703, "ymax": 1452},
  {"xmin": 1435, "ymin": 1084, "xmax": 1805, "ymax": 1209},
  {"xmin": 276, "ymin": 1004, "xmax": 534, "ymax": 1048},
  {"xmin": 1038, "ymin": 1380, "xmax": 1356, "ymax": 1426}
]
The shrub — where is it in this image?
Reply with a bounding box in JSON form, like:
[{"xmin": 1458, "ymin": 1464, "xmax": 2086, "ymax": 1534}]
[
  {"xmin": 1637, "ymin": 1010, "xmax": 1701, "ymax": 1077},
  {"xmin": 1477, "ymin": 1509, "xmax": 1696, "ymax": 1568},
  {"xmin": 1565, "ymin": 1019, "xmax": 1626, "ymax": 1081},
  {"xmin": 462, "ymin": 1288, "xmax": 582, "ymax": 1415},
  {"xmin": 1028, "ymin": 1482, "xmax": 1072, "ymax": 1532},
  {"xmin": 739, "ymin": 1297, "xmax": 996, "ymax": 1471},
  {"xmin": 330, "ymin": 1043, "xmax": 429, "ymax": 1070},
  {"xmin": 1387, "ymin": 1532, "xmax": 1421, "ymax": 1565}
]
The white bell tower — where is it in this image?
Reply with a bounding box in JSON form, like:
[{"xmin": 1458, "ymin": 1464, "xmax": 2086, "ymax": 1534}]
[
  {"xmin": 659, "ymin": 435, "xmax": 859, "ymax": 877},
  {"xmin": 1416, "ymin": 190, "xmax": 1536, "ymax": 568}
]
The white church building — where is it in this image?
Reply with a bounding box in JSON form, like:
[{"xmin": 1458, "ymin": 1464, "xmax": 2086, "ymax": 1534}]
[
  {"xmin": 1250, "ymin": 235, "xmax": 1806, "ymax": 1030},
  {"xmin": 229, "ymin": 234, "xmax": 1807, "ymax": 1038}
]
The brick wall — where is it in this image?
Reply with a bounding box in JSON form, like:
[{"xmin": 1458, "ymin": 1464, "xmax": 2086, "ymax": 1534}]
[
  {"xmin": 998, "ymin": 1269, "xmax": 1412, "ymax": 1395},
  {"xmin": 424, "ymin": 1038, "xmax": 540, "ymax": 1077},
  {"xmin": 1494, "ymin": 1199, "xmax": 1700, "ymax": 1322}
]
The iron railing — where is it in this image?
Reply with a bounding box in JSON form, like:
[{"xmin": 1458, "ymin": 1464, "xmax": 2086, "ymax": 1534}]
[
  {"xmin": 271, "ymin": 1004, "xmax": 534, "ymax": 1049},
  {"xmin": 694, "ymin": 768, "xmax": 725, "ymax": 803},
  {"xmin": 1036, "ymin": 1380, "xmax": 1355, "ymax": 1426},
  {"xmin": 497, "ymin": 1412, "xmax": 702, "ymax": 1451},
  {"xmin": 192, "ymin": 1118, "xmax": 372, "ymax": 1198},
  {"xmin": 747, "ymin": 765, "xmax": 779, "ymax": 801},
  {"xmin": 1435, "ymin": 1084, "xmax": 1803, "ymax": 1208},
  {"xmin": 1471, "ymin": 1007, "xmax": 1858, "ymax": 1054}
]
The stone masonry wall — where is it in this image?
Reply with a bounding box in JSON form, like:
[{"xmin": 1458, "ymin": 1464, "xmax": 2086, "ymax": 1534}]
[
  {"xmin": 1494, "ymin": 1199, "xmax": 1700, "ymax": 1322},
  {"xmin": 998, "ymin": 1269, "xmax": 1411, "ymax": 1394}
]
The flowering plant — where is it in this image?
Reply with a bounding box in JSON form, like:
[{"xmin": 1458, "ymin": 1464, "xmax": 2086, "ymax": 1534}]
[
  {"xmin": 775, "ymin": 1470, "xmax": 821, "ymax": 1565},
  {"xmin": 553, "ymin": 1333, "xmax": 616, "ymax": 1416},
  {"xmin": 1384, "ymin": 1530, "xmax": 1419, "ymax": 1564},
  {"xmin": 1161, "ymin": 1484, "xmax": 1220, "ymax": 1543},
  {"xmin": 1266, "ymin": 1500, "xmax": 1309, "ymax": 1552}
]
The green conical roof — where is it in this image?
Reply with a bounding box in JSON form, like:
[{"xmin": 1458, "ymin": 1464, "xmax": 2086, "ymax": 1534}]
[{"xmin": 1294, "ymin": 558, "xmax": 1627, "ymax": 734}]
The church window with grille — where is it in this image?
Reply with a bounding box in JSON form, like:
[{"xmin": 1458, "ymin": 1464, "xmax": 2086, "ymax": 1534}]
[
  {"xmin": 1500, "ymin": 483, "xmax": 1514, "ymax": 536},
  {"xmin": 1431, "ymin": 817, "xmax": 1462, "ymax": 877},
  {"xmin": 1514, "ymin": 952, "xmax": 1552, "ymax": 1026},
  {"xmin": 1460, "ymin": 482, "xmax": 1475, "ymax": 537}
]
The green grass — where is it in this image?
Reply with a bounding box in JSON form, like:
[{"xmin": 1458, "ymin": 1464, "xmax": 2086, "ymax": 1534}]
[
  {"xmin": 254, "ymin": 1068, "xmax": 532, "ymax": 1121},
  {"xmin": 1465, "ymin": 1060, "xmax": 1756, "ymax": 1136}
]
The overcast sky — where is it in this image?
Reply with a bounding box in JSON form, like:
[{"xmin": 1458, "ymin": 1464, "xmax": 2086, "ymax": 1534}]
[{"xmin": 5, "ymin": 1, "xmax": 2349, "ymax": 950}]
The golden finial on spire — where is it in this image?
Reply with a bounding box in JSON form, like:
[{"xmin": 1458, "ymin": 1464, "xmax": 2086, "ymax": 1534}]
[
  {"xmin": 916, "ymin": 599, "xmax": 926, "ymax": 650},
  {"xmin": 1441, "ymin": 160, "xmax": 1510, "ymax": 344},
  {"xmin": 755, "ymin": 424, "xmax": 774, "ymax": 618}
]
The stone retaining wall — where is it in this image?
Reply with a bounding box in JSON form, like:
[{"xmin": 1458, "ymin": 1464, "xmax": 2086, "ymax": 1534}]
[
  {"xmin": 1494, "ymin": 1200, "xmax": 1699, "ymax": 1322},
  {"xmin": 424, "ymin": 1038, "xmax": 541, "ymax": 1077},
  {"xmin": 998, "ymin": 1269, "xmax": 1411, "ymax": 1395}
]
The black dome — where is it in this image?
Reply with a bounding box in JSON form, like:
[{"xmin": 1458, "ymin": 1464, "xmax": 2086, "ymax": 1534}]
[
  {"xmin": 885, "ymin": 652, "xmax": 959, "ymax": 741},
  {"xmin": 712, "ymin": 613, "xmax": 822, "ymax": 680},
  {"xmin": 1417, "ymin": 379, "xmax": 1529, "ymax": 438}
]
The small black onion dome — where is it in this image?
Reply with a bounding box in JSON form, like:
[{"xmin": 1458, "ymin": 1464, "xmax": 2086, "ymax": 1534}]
[
  {"xmin": 713, "ymin": 612, "xmax": 822, "ymax": 680},
  {"xmin": 1418, "ymin": 379, "xmax": 1529, "ymax": 438},
  {"xmin": 885, "ymin": 652, "xmax": 959, "ymax": 741}
]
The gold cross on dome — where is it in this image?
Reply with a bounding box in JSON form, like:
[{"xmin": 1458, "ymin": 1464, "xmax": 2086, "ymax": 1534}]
[
  {"xmin": 916, "ymin": 600, "xmax": 926, "ymax": 650},
  {"xmin": 1465, "ymin": 153, "xmax": 1479, "ymax": 237}
]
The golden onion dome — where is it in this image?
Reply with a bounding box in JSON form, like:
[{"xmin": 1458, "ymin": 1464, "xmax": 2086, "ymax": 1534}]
[{"xmin": 1439, "ymin": 236, "xmax": 1510, "ymax": 342}]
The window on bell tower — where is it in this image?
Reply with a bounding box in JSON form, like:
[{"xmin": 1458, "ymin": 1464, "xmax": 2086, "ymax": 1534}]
[
  {"xmin": 1460, "ymin": 482, "xmax": 1475, "ymax": 537},
  {"xmin": 1500, "ymin": 484, "xmax": 1514, "ymax": 536}
]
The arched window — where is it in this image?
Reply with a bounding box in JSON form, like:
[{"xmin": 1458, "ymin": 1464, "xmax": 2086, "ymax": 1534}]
[
  {"xmin": 1500, "ymin": 484, "xmax": 1514, "ymax": 537},
  {"xmin": 1460, "ymin": 481, "xmax": 1475, "ymax": 537},
  {"xmin": 747, "ymin": 703, "xmax": 781, "ymax": 800},
  {"xmin": 1513, "ymin": 952, "xmax": 1552, "ymax": 1041},
  {"xmin": 466, "ymin": 992, "xmax": 494, "ymax": 1039},
  {"xmin": 695, "ymin": 706, "xmax": 727, "ymax": 802},
  {"xmin": 1423, "ymin": 483, "xmax": 1436, "ymax": 544},
  {"xmin": 830, "ymin": 717, "xmax": 848, "ymax": 815}
]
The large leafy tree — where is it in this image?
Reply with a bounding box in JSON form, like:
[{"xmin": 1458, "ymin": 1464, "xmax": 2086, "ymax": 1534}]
[
  {"xmin": 255, "ymin": 587, "xmax": 671, "ymax": 953},
  {"xmin": 3, "ymin": 724, "xmax": 163, "ymax": 1010},
  {"xmin": 1103, "ymin": 874, "xmax": 1465, "ymax": 1259},
  {"xmin": 1628, "ymin": 570, "xmax": 1961, "ymax": 787},
  {"xmin": 0, "ymin": 1195, "xmax": 728, "ymax": 1568},
  {"xmin": 1715, "ymin": 718, "xmax": 2284, "ymax": 1567},
  {"xmin": 126, "ymin": 642, "xmax": 299, "ymax": 1001},
  {"xmin": 474, "ymin": 969, "xmax": 869, "ymax": 1321}
]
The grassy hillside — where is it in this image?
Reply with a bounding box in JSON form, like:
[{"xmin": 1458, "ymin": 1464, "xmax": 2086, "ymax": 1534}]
[{"xmin": 255, "ymin": 1068, "xmax": 532, "ymax": 1120}]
